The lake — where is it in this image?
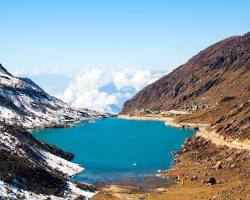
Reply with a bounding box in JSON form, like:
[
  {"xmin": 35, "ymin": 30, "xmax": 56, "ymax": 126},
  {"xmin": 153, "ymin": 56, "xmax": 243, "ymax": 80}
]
[{"xmin": 32, "ymin": 118, "xmax": 195, "ymax": 184}]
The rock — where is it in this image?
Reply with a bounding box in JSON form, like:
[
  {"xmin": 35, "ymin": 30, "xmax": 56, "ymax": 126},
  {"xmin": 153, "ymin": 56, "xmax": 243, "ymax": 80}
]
[
  {"xmin": 43, "ymin": 143, "xmax": 74, "ymax": 161},
  {"xmin": 212, "ymin": 194, "xmax": 220, "ymax": 199},
  {"xmin": 172, "ymin": 82, "xmax": 183, "ymax": 98},
  {"xmin": 230, "ymin": 163, "xmax": 236, "ymax": 169},
  {"xmin": 190, "ymin": 175, "xmax": 198, "ymax": 181},
  {"xmin": 156, "ymin": 188, "xmax": 168, "ymax": 192},
  {"xmin": 173, "ymin": 158, "xmax": 180, "ymax": 164},
  {"xmin": 74, "ymin": 195, "xmax": 86, "ymax": 200},
  {"xmin": 75, "ymin": 183, "xmax": 97, "ymax": 193},
  {"xmin": 175, "ymin": 175, "xmax": 181, "ymax": 181},
  {"xmin": 206, "ymin": 177, "xmax": 217, "ymax": 185},
  {"xmin": 213, "ymin": 161, "xmax": 222, "ymax": 170}
]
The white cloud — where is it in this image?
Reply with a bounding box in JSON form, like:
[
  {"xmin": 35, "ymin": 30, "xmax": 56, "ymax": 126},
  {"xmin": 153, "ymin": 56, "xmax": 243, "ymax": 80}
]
[{"xmin": 58, "ymin": 68, "xmax": 166, "ymax": 113}]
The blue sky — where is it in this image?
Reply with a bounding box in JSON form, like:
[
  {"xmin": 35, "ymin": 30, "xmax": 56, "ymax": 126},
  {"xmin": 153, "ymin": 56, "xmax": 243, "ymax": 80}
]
[{"xmin": 0, "ymin": 0, "xmax": 249, "ymax": 74}]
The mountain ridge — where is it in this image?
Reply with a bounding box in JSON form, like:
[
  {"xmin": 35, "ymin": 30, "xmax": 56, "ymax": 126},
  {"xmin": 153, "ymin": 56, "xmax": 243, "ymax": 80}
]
[
  {"xmin": 0, "ymin": 64, "xmax": 107, "ymax": 128},
  {"xmin": 122, "ymin": 32, "xmax": 250, "ymax": 141}
]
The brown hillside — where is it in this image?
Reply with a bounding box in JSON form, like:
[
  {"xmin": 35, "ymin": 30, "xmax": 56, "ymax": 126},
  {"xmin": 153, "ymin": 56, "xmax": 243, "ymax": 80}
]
[{"xmin": 122, "ymin": 32, "xmax": 250, "ymax": 140}]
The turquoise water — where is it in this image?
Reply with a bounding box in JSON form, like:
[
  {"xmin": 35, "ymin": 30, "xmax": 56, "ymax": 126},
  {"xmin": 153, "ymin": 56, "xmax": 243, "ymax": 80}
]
[{"xmin": 32, "ymin": 118, "xmax": 195, "ymax": 183}]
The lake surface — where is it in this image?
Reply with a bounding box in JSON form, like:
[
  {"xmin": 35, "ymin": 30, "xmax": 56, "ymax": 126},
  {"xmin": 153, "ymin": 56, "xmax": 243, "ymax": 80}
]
[{"xmin": 33, "ymin": 118, "xmax": 195, "ymax": 184}]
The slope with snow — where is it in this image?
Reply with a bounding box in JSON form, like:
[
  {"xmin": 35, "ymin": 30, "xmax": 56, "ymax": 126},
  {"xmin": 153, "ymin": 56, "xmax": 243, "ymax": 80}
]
[
  {"xmin": 0, "ymin": 64, "xmax": 107, "ymax": 128},
  {"xmin": 0, "ymin": 64, "xmax": 106, "ymax": 199}
]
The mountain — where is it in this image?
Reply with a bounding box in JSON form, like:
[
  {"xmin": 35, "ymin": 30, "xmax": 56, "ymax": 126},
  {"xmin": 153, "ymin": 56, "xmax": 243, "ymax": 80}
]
[
  {"xmin": 122, "ymin": 32, "xmax": 250, "ymax": 140},
  {"xmin": 0, "ymin": 64, "xmax": 106, "ymax": 128},
  {"xmin": 0, "ymin": 65, "xmax": 108, "ymax": 199},
  {"xmin": 0, "ymin": 123, "xmax": 91, "ymax": 199}
]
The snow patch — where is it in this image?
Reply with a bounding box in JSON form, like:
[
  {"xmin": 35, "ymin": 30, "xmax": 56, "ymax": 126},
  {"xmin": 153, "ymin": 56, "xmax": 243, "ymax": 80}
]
[
  {"xmin": 0, "ymin": 180, "xmax": 96, "ymax": 200},
  {"xmin": 67, "ymin": 182, "xmax": 97, "ymax": 199},
  {"xmin": 40, "ymin": 150, "xmax": 84, "ymax": 177}
]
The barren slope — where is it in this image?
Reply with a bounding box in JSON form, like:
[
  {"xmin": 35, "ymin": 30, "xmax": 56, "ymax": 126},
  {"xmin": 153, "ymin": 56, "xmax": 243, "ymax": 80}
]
[{"xmin": 122, "ymin": 32, "xmax": 250, "ymax": 140}]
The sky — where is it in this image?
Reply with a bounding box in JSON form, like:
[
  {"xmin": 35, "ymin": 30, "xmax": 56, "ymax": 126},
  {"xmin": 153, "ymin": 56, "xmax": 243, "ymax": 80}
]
[
  {"xmin": 0, "ymin": 0, "xmax": 249, "ymax": 74},
  {"xmin": 0, "ymin": 0, "xmax": 249, "ymax": 112}
]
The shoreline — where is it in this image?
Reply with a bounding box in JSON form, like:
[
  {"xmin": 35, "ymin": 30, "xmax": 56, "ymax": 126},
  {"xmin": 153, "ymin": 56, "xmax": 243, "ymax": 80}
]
[
  {"xmin": 91, "ymin": 114, "xmax": 250, "ymax": 200},
  {"xmin": 29, "ymin": 114, "xmax": 250, "ymax": 200},
  {"xmin": 118, "ymin": 114, "xmax": 250, "ymax": 150}
]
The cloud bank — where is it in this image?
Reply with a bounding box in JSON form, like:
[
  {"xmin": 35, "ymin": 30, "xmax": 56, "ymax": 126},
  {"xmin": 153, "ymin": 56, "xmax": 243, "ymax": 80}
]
[{"xmin": 58, "ymin": 69, "xmax": 166, "ymax": 113}]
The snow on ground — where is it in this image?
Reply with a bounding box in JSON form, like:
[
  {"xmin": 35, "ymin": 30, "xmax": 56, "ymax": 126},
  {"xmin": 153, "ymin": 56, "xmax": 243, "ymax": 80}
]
[
  {"xmin": 0, "ymin": 66, "xmax": 100, "ymax": 199},
  {"xmin": 0, "ymin": 123, "xmax": 98, "ymax": 199},
  {"xmin": 0, "ymin": 106, "xmax": 17, "ymax": 120},
  {"xmin": 0, "ymin": 180, "xmax": 96, "ymax": 200},
  {"xmin": 0, "ymin": 180, "xmax": 61, "ymax": 200},
  {"xmin": 40, "ymin": 150, "xmax": 84, "ymax": 177},
  {"xmin": 67, "ymin": 182, "xmax": 97, "ymax": 199},
  {"xmin": 0, "ymin": 131, "xmax": 27, "ymax": 157},
  {"xmin": 0, "ymin": 66, "xmax": 106, "ymax": 129},
  {"xmin": 0, "ymin": 133, "xmax": 96, "ymax": 199}
]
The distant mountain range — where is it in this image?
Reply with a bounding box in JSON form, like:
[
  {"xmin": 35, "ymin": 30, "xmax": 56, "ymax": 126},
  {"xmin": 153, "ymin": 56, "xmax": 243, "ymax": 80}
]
[{"xmin": 123, "ymin": 32, "xmax": 250, "ymax": 140}]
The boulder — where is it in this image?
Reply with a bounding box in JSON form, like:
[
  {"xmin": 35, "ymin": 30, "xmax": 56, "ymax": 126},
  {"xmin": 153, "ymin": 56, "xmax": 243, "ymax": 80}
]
[
  {"xmin": 206, "ymin": 177, "xmax": 217, "ymax": 185},
  {"xmin": 213, "ymin": 161, "xmax": 222, "ymax": 170},
  {"xmin": 190, "ymin": 175, "xmax": 198, "ymax": 181}
]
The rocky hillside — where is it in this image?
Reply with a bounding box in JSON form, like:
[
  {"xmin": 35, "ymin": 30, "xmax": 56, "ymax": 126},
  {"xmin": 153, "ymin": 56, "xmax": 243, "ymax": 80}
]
[
  {"xmin": 0, "ymin": 65, "xmax": 108, "ymax": 199},
  {"xmin": 0, "ymin": 64, "xmax": 107, "ymax": 128},
  {"xmin": 122, "ymin": 32, "xmax": 250, "ymax": 140},
  {"xmin": 0, "ymin": 122, "xmax": 96, "ymax": 199}
]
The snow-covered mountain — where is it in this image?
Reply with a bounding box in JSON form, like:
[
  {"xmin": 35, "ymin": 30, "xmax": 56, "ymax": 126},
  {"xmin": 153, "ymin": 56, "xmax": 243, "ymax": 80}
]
[
  {"xmin": 0, "ymin": 64, "xmax": 107, "ymax": 128},
  {"xmin": 0, "ymin": 64, "xmax": 110, "ymax": 199}
]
